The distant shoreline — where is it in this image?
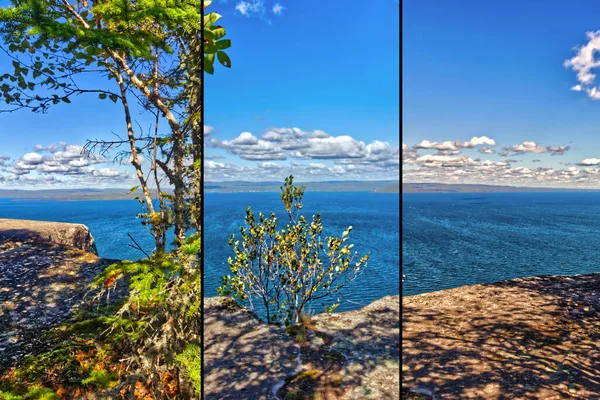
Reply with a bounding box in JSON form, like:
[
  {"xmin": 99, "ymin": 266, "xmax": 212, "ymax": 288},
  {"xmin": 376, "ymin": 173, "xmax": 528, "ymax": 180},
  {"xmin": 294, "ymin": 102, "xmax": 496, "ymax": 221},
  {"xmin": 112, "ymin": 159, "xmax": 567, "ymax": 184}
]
[
  {"xmin": 403, "ymin": 182, "xmax": 600, "ymax": 193},
  {"xmin": 0, "ymin": 180, "xmax": 399, "ymax": 200}
]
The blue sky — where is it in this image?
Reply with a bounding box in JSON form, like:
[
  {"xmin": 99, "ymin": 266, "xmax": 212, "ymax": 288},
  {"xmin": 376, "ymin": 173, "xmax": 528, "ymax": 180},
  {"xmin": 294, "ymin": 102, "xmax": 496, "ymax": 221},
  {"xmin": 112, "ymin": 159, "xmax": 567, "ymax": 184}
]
[
  {"xmin": 403, "ymin": 0, "xmax": 600, "ymax": 187},
  {"xmin": 205, "ymin": 0, "xmax": 400, "ymax": 181},
  {"xmin": 0, "ymin": 0, "xmax": 400, "ymax": 188}
]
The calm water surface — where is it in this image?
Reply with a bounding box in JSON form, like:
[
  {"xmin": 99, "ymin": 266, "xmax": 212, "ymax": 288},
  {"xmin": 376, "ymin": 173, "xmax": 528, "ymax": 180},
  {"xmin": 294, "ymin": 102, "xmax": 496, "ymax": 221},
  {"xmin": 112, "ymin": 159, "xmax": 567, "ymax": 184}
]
[
  {"xmin": 403, "ymin": 192, "xmax": 600, "ymax": 296},
  {"xmin": 204, "ymin": 192, "xmax": 400, "ymax": 313},
  {"xmin": 0, "ymin": 192, "xmax": 400, "ymax": 314}
]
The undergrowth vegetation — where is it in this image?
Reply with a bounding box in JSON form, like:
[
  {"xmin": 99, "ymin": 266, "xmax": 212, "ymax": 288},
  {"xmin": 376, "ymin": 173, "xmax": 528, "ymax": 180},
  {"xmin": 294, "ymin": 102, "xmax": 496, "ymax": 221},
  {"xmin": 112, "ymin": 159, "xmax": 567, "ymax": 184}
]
[{"xmin": 0, "ymin": 235, "xmax": 201, "ymax": 399}]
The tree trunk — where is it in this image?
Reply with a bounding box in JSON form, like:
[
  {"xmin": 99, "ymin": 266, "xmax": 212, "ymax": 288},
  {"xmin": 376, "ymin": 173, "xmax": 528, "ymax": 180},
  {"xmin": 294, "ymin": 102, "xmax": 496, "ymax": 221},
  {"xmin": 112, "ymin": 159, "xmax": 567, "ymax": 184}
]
[
  {"xmin": 172, "ymin": 129, "xmax": 186, "ymax": 246},
  {"xmin": 187, "ymin": 36, "xmax": 203, "ymax": 237},
  {"xmin": 116, "ymin": 71, "xmax": 163, "ymax": 253}
]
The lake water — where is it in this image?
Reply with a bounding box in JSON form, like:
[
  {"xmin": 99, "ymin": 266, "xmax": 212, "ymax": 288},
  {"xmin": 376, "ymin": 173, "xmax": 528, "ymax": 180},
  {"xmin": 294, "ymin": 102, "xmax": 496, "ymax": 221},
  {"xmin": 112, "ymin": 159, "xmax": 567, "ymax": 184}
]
[
  {"xmin": 0, "ymin": 192, "xmax": 400, "ymax": 314},
  {"xmin": 403, "ymin": 192, "xmax": 600, "ymax": 296}
]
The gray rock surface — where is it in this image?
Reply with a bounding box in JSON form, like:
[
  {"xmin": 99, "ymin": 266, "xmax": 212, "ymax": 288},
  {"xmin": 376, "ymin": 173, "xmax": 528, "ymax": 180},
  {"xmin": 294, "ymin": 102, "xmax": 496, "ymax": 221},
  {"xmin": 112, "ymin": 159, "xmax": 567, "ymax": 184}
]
[
  {"xmin": 203, "ymin": 297, "xmax": 301, "ymax": 400},
  {"xmin": 310, "ymin": 295, "xmax": 400, "ymax": 399},
  {"xmin": 0, "ymin": 220, "xmax": 122, "ymax": 374},
  {"xmin": 204, "ymin": 295, "xmax": 400, "ymax": 400},
  {"xmin": 0, "ymin": 218, "xmax": 98, "ymax": 254}
]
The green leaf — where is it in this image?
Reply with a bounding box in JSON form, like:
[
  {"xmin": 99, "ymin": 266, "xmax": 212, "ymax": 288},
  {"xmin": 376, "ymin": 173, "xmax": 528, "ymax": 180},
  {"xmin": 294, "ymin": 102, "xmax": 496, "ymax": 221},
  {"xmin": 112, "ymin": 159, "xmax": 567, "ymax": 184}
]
[
  {"xmin": 215, "ymin": 39, "xmax": 231, "ymax": 50},
  {"xmin": 204, "ymin": 43, "xmax": 218, "ymax": 54},
  {"xmin": 204, "ymin": 12, "xmax": 222, "ymax": 27},
  {"xmin": 98, "ymin": 93, "xmax": 107, "ymax": 100},
  {"xmin": 204, "ymin": 56, "xmax": 214, "ymax": 74},
  {"xmin": 62, "ymin": 97, "xmax": 71, "ymax": 104},
  {"xmin": 211, "ymin": 27, "xmax": 226, "ymax": 40},
  {"xmin": 109, "ymin": 94, "xmax": 118, "ymax": 103},
  {"xmin": 203, "ymin": 29, "xmax": 215, "ymax": 41},
  {"xmin": 217, "ymin": 51, "xmax": 231, "ymax": 68}
]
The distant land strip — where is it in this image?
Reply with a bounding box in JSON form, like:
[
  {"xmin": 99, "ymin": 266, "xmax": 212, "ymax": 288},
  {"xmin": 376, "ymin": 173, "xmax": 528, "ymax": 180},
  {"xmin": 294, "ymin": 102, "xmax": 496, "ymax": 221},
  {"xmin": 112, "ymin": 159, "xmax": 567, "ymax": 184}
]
[
  {"xmin": 0, "ymin": 181, "xmax": 399, "ymax": 200},
  {"xmin": 403, "ymin": 182, "xmax": 600, "ymax": 193},
  {"xmin": 205, "ymin": 180, "xmax": 399, "ymax": 193}
]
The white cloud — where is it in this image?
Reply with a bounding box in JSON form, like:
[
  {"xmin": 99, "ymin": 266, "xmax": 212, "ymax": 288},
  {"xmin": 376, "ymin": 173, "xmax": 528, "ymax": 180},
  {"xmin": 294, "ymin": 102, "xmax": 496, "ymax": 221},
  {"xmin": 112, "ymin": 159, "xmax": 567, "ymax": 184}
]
[
  {"xmin": 272, "ymin": 3, "xmax": 284, "ymax": 15},
  {"xmin": 21, "ymin": 152, "xmax": 44, "ymax": 165},
  {"xmin": 0, "ymin": 143, "xmax": 135, "ymax": 188},
  {"xmin": 478, "ymin": 147, "xmax": 496, "ymax": 154},
  {"xmin": 402, "ymin": 143, "xmax": 417, "ymax": 164},
  {"xmin": 457, "ymin": 136, "xmax": 497, "ymax": 148},
  {"xmin": 205, "ymin": 160, "xmax": 226, "ymax": 169},
  {"xmin": 414, "ymin": 140, "xmax": 458, "ymax": 151},
  {"xmin": 90, "ymin": 167, "xmax": 123, "ymax": 177},
  {"xmin": 415, "ymin": 154, "xmax": 477, "ymax": 168},
  {"xmin": 214, "ymin": 132, "xmax": 286, "ymax": 160},
  {"xmin": 204, "ymin": 125, "xmax": 215, "ymax": 136},
  {"xmin": 207, "ymin": 127, "xmax": 399, "ymax": 181},
  {"xmin": 413, "ymin": 136, "xmax": 496, "ymax": 152},
  {"xmin": 258, "ymin": 161, "xmax": 283, "ymax": 169},
  {"xmin": 578, "ymin": 158, "xmax": 600, "ymax": 166},
  {"xmin": 503, "ymin": 141, "xmax": 570, "ymax": 156},
  {"xmin": 308, "ymin": 163, "xmax": 328, "ymax": 170},
  {"xmin": 312, "ymin": 130, "xmax": 330, "ymax": 138},
  {"xmin": 565, "ymin": 31, "xmax": 600, "ymax": 100},
  {"xmin": 436, "ymin": 149, "xmax": 462, "ymax": 156},
  {"xmin": 235, "ymin": 0, "xmax": 265, "ymax": 16},
  {"xmin": 402, "ymin": 149, "xmax": 600, "ymax": 188},
  {"xmin": 204, "ymin": 157, "xmax": 396, "ymax": 182},
  {"xmin": 304, "ymin": 135, "xmax": 365, "ymax": 159},
  {"xmin": 211, "ymin": 127, "xmax": 399, "ymax": 173},
  {"xmin": 504, "ymin": 141, "xmax": 547, "ymax": 154},
  {"xmin": 546, "ymin": 145, "xmax": 570, "ymax": 156},
  {"xmin": 402, "ymin": 133, "xmax": 597, "ymax": 187}
]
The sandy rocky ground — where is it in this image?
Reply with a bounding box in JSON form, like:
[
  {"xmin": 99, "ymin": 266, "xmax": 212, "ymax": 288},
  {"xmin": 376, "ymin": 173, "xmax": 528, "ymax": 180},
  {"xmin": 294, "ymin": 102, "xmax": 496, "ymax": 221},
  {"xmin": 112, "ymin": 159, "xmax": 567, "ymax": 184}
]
[
  {"xmin": 403, "ymin": 274, "xmax": 600, "ymax": 399},
  {"xmin": 204, "ymin": 295, "xmax": 400, "ymax": 400},
  {"xmin": 0, "ymin": 220, "xmax": 122, "ymax": 374}
]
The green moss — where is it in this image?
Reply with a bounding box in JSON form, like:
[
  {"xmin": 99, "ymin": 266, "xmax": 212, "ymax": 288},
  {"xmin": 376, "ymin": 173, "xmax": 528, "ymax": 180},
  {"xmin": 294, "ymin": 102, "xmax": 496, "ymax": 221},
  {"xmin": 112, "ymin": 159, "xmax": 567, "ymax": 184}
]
[
  {"xmin": 0, "ymin": 390, "xmax": 23, "ymax": 400},
  {"xmin": 81, "ymin": 369, "xmax": 118, "ymax": 389},
  {"xmin": 294, "ymin": 370, "xmax": 320, "ymax": 380},
  {"xmin": 24, "ymin": 386, "xmax": 58, "ymax": 400},
  {"xmin": 14, "ymin": 346, "xmax": 80, "ymax": 383}
]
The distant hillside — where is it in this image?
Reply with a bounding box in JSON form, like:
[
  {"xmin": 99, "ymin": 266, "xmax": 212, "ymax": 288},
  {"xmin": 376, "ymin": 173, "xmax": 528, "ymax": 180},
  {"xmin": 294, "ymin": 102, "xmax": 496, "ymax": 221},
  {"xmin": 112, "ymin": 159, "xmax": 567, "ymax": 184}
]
[
  {"xmin": 0, "ymin": 188, "xmax": 168, "ymax": 200},
  {"xmin": 403, "ymin": 182, "xmax": 599, "ymax": 193},
  {"xmin": 0, "ymin": 181, "xmax": 399, "ymax": 200},
  {"xmin": 205, "ymin": 180, "xmax": 399, "ymax": 193}
]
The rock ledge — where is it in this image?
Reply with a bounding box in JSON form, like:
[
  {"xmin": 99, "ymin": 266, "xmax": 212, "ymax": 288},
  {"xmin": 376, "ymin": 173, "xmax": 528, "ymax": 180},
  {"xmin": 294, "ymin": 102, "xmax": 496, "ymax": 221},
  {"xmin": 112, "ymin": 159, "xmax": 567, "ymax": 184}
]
[
  {"xmin": 0, "ymin": 218, "xmax": 98, "ymax": 254},
  {"xmin": 0, "ymin": 219, "xmax": 115, "ymax": 374}
]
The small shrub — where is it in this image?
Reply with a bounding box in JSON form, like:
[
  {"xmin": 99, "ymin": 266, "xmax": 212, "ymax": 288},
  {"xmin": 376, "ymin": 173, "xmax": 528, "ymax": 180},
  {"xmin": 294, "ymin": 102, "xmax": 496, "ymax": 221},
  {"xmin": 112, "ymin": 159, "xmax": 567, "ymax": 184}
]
[{"xmin": 219, "ymin": 176, "xmax": 369, "ymax": 325}]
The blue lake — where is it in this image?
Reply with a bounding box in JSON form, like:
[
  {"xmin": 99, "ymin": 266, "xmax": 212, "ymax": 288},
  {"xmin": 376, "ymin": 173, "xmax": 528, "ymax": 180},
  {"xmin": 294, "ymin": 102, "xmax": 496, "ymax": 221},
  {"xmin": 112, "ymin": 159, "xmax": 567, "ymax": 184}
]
[
  {"xmin": 0, "ymin": 192, "xmax": 400, "ymax": 314},
  {"xmin": 204, "ymin": 192, "xmax": 400, "ymax": 313},
  {"xmin": 403, "ymin": 192, "xmax": 600, "ymax": 296}
]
